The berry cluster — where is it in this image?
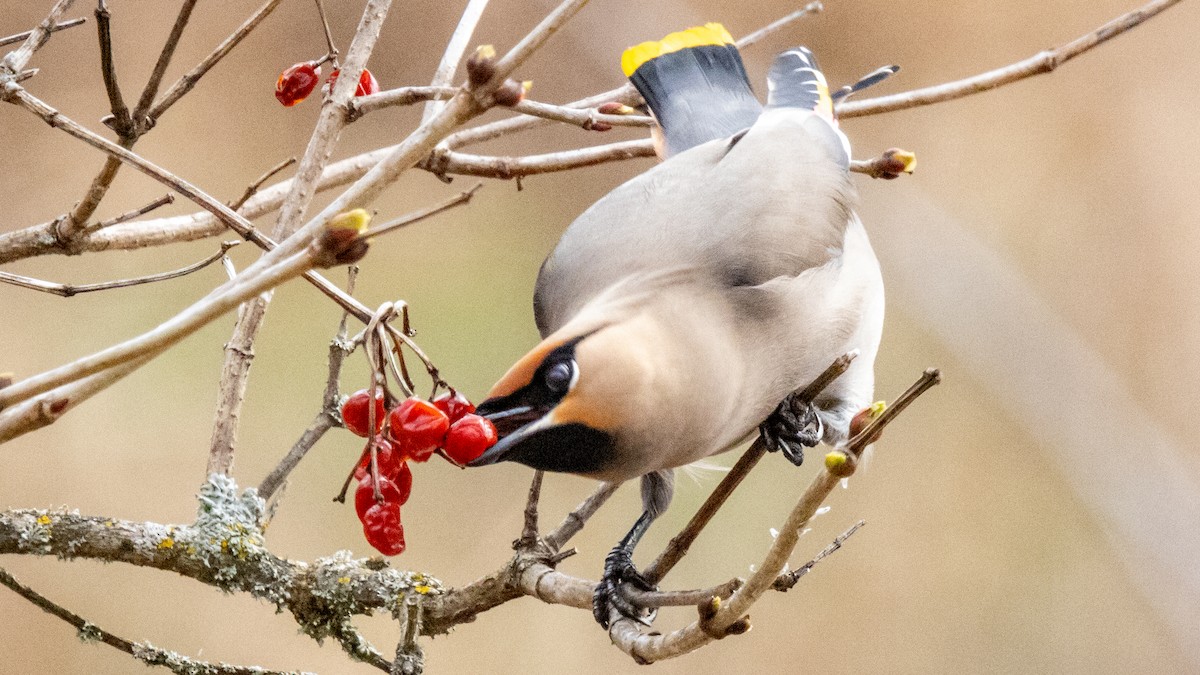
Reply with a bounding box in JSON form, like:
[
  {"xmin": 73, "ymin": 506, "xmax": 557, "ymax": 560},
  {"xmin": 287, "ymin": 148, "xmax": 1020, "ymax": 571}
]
[
  {"xmin": 340, "ymin": 389, "xmax": 497, "ymax": 556},
  {"xmin": 275, "ymin": 62, "xmax": 380, "ymax": 107}
]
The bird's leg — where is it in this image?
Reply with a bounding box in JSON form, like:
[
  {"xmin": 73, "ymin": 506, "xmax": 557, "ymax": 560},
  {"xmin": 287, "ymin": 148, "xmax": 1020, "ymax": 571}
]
[
  {"xmin": 759, "ymin": 391, "xmax": 824, "ymax": 466},
  {"xmin": 593, "ymin": 510, "xmax": 658, "ymax": 629}
]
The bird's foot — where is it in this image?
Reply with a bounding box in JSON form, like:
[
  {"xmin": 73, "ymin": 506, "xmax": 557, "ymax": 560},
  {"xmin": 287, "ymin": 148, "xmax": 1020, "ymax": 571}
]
[
  {"xmin": 593, "ymin": 545, "xmax": 657, "ymax": 629},
  {"xmin": 759, "ymin": 393, "xmax": 824, "ymax": 466}
]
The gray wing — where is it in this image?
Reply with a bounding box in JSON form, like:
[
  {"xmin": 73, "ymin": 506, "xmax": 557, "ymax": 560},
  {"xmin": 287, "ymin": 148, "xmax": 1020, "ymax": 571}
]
[{"xmin": 534, "ymin": 110, "xmax": 854, "ymax": 337}]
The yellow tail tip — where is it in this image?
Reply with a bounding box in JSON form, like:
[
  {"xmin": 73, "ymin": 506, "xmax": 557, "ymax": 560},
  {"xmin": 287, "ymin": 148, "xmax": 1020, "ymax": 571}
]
[{"xmin": 621, "ymin": 23, "xmax": 735, "ymax": 77}]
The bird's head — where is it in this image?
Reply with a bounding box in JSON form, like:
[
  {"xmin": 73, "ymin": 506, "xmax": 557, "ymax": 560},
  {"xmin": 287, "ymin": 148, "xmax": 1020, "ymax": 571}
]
[{"xmin": 469, "ymin": 324, "xmax": 655, "ymax": 478}]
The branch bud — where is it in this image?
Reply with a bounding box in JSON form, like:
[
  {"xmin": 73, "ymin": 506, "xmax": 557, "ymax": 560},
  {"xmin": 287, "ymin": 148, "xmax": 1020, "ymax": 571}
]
[
  {"xmin": 466, "ymin": 45, "xmax": 497, "ymax": 86},
  {"xmin": 312, "ymin": 208, "xmax": 372, "ymax": 267},
  {"xmin": 493, "ymin": 79, "xmax": 531, "ymax": 107}
]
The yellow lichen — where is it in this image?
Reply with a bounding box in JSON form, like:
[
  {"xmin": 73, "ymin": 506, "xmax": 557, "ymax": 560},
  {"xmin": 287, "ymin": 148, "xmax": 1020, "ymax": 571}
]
[
  {"xmin": 414, "ymin": 585, "xmax": 432, "ymax": 595},
  {"xmin": 158, "ymin": 538, "xmax": 175, "ymax": 550},
  {"xmin": 35, "ymin": 514, "xmax": 51, "ymax": 525},
  {"xmin": 337, "ymin": 577, "xmax": 352, "ymax": 585}
]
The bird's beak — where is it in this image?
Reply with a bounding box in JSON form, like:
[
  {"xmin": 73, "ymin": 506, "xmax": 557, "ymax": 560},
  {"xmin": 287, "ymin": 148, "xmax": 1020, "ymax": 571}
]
[{"xmin": 468, "ymin": 399, "xmax": 552, "ymax": 467}]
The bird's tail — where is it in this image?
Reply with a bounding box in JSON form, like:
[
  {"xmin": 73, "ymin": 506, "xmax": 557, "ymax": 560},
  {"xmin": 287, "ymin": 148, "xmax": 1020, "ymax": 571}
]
[
  {"xmin": 766, "ymin": 46, "xmax": 851, "ymax": 166},
  {"xmin": 766, "ymin": 47, "xmax": 835, "ymax": 120},
  {"xmin": 622, "ymin": 23, "xmax": 762, "ymax": 157}
]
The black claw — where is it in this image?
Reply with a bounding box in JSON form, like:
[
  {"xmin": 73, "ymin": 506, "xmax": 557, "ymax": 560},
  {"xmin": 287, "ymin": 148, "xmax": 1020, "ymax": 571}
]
[
  {"xmin": 760, "ymin": 394, "xmax": 823, "ymax": 466},
  {"xmin": 592, "ymin": 545, "xmax": 657, "ymax": 629}
]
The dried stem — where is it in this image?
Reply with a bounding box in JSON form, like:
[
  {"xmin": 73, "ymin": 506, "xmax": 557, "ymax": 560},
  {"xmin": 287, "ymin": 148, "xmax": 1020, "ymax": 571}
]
[
  {"xmin": 89, "ymin": 193, "xmax": 174, "ymax": 232},
  {"xmin": 838, "ymin": 0, "xmax": 1183, "ymax": 119},
  {"xmin": 0, "ymin": 240, "xmax": 236, "ymax": 297},
  {"xmin": 95, "ymin": 1, "xmax": 131, "ymax": 136},
  {"xmin": 0, "ymin": 16, "xmax": 86, "ymax": 48},
  {"xmin": 773, "ymin": 519, "xmax": 865, "ymax": 591}
]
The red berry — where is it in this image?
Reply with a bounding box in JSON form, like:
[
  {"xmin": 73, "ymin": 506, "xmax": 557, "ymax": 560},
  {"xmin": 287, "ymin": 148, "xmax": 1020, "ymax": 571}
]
[
  {"xmin": 362, "ymin": 502, "xmax": 405, "ymax": 556},
  {"xmin": 354, "ymin": 438, "xmax": 402, "ymax": 481},
  {"xmin": 325, "ymin": 67, "xmax": 380, "ymax": 96},
  {"xmin": 388, "ymin": 397, "xmax": 449, "ymax": 462},
  {"xmin": 354, "ymin": 468, "xmax": 412, "ymax": 521},
  {"xmin": 432, "ymin": 390, "xmax": 475, "ymax": 423},
  {"xmin": 341, "ymin": 389, "xmax": 386, "ymax": 437},
  {"xmin": 442, "ymin": 414, "xmax": 498, "ymax": 465},
  {"xmin": 275, "ymin": 61, "xmax": 321, "ymax": 106}
]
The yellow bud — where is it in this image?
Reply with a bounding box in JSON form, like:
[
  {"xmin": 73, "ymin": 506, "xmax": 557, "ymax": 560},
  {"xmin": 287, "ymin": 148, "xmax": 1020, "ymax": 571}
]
[
  {"xmin": 329, "ymin": 208, "xmax": 371, "ymax": 233},
  {"xmin": 474, "ymin": 44, "xmax": 496, "ymax": 60},
  {"xmin": 825, "ymin": 451, "xmax": 847, "ymax": 471}
]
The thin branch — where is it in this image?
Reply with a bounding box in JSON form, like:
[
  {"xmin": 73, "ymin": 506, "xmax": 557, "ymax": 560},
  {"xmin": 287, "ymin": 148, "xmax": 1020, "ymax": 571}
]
[
  {"xmin": 838, "ymin": 0, "xmax": 1183, "ymax": 119},
  {"xmin": 391, "ymin": 598, "xmax": 425, "ymax": 675},
  {"xmin": 544, "ymin": 481, "xmax": 620, "ymax": 550},
  {"xmin": 313, "ymin": 0, "xmax": 338, "ymax": 64},
  {"xmin": 95, "ymin": 1, "xmax": 131, "ymax": 137},
  {"xmin": 0, "ymin": 567, "xmax": 306, "ymax": 675},
  {"xmin": 0, "ymin": 16, "xmax": 86, "ymax": 48},
  {"xmin": 0, "ymin": 0, "xmax": 77, "ymax": 74},
  {"xmin": 259, "ymin": 271, "xmax": 357, "ymax": 504},
  {"xmin": 131, "ymin": 0, "xmax": 199, "ymax": 124},
  {"xmin": 0, "ymin": 356, "xmax": 149, "ymax": 444},
  {"xmin": 735, "ymin": 1, "xmax": 823, "ymax": 50},
  {"xmin": 0, "ymin": 240, "xmax": 236, "ymax": 297},
  {"xmin": 0, "ymin": 245, "xmax": 315, "ymax": 417},
  {"xmin": 643, "ymin": 351, "xmax": 858, "ymax": 585},
  {"xmin": 360, "ymin": 182, "xmax": 482, "ymax": 240},
  {"xmin": 516, "ymin": 471, "xmax": 544, "ymax": 549},
  {"xmin": 350, "ymin": 85, "xmax": 459, "ymax": 118},
  {"xmin": 773, "ymin": 519, "xmax": 865, "ymax": 591},
  {"xmin": 229, "ymin": 157, "xmax": 297, "ymax": 210},
  {"xmin": 422, "ymin": 0, "xmax": 490, "ymax": 123},
  {"xmin": 148, "ymin": 0, "xmax": 285, "ymax": 121},
  {"xmin": 89, "ymin": 193, "xmax": 174, "ymax": 232},
  {"xmin": 330, "ymin": 619, "xmax": 391, "ymax": 673}
]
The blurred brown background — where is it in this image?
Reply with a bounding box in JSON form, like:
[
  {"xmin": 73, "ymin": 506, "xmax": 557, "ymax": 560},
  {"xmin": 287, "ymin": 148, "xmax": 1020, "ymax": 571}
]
[{"xmin": 2, "ymin": 0, "xmax": 1198, "ymax": 672}]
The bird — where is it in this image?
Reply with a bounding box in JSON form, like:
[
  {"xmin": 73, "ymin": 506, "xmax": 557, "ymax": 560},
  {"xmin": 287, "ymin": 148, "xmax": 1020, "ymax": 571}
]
[{"xmin": 470, "ymin": 23, "xmax": 887, "ymax": 629}]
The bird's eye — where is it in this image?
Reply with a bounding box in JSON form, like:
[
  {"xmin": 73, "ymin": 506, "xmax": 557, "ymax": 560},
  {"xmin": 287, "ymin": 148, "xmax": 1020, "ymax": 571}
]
[{"xmin": 543, "ymin": 359, "xmax": 576, "ymax": 394}]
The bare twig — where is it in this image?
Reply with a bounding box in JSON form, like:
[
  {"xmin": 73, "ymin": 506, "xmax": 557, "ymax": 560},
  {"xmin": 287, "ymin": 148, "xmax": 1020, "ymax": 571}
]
[
  {"xmin": 0, "ymin": 0, "xmax": 77, "ymax": 74},
  {"xmin": 735, "ymin": 1, "xmax": 824, "ymax": 49},
  {"xmin": 392, "ymin": 598, "xmax": 425, "ymax": 675},
  {"xmin": 0, "ymin": 356, "xmax": 149, "ymax": 444},
  {"xmin": 132, "ymin": 0, "xmax": 199, "ymax": 124},
  {"xmin": 850, "ymin": 148, "xmax": 917, "ymax": 180},
  {"xmin": 517, "ymin": 471, "xmax": 545, "ymax": 549},
  {"xmin": 350, "ymin": 85, "xmax": 459, "ymax": 118},
  {"xmin": 148, "ymin": 0, "xmax": 285, "ymax": 121},
  {"xmin": 839, "ymin": 0, "xmax": 1183, "ymax": 119},
  {"xmin": 330, "ymin": 619, "xmax": 391, "ymax": 673},
  {"xmin": 360, "ymin": 182, "xmax": 482, "ymax": 240},
  {"xmin": 643, "ymin": 351, "xmax": 858, "ymax": 585},
  {"xmin": 89, "ymin": 193, "xmax": 174, "ymax": 232},
  {"xmin": 230, "ymin": 158, "xmax": 296, "ymax": 211},
  {"xmin": 544, "ymin": 481, "xmax": 620, "ymax": 550},
  {"xmin": 0, "ymin": 16, "xmax": 86, "ymax": 48},
  {"xmin": 773, "ymin": 520, "xmax": 865, "ymax": 591},
  {"xmin": 0, "ymin": 567, "xmax": 306, "ymax": 675},
  {"xmin": 422, "ymin": 0, "xmax": 490, "ymax": 123},
  {"xmin": 258, "ymin": 268, "xmax": 358, "ymax": 504},
  {"xmin": 95, "ymin": 1, "xmax": 131, "ymax": 136},
  {"xmin": 313, "ymin": 0, "xmax": 338, "ymax": 64},
  {"xmin": 0, "ymin": 241, "xmax": 236, "ymax": 297}
]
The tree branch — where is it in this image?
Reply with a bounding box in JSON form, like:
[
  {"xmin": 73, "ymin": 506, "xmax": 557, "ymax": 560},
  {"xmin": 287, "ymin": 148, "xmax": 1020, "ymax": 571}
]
[
  {"xmin": 422, "ymin": 0, "xmax": 490, "ymax": 123},
  {"xmin": 0, "ymin": 240, "xmax": 235, "ymax": 297},
  {"xmin": 0, "ymin": 0, "xmax": 77, "ymax": 75},
  {"xmin": 0, "ymin": 567, "xmax": 308, "ymax": 675},
  {"xmin": 838, "ymin": 0, "xmax": 1183, "ymax": 119},
  {"xmin": 0, "ymin": 16, "xmax": 86, "ymax": 48}
]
